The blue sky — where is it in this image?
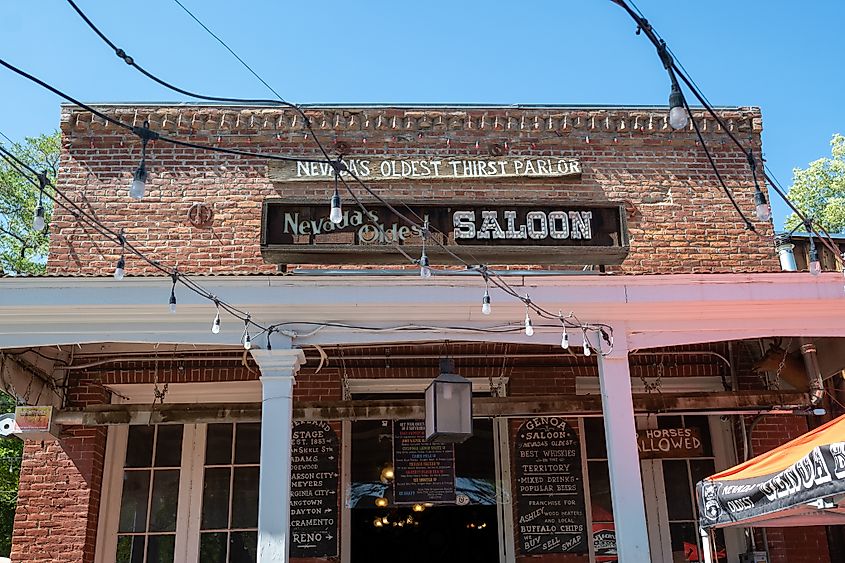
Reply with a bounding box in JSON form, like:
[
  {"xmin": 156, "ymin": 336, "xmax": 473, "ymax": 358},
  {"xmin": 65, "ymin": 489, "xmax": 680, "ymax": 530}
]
[{"xmin": 1, "ymin": 0, "xmax": 843, "ymax": 230}]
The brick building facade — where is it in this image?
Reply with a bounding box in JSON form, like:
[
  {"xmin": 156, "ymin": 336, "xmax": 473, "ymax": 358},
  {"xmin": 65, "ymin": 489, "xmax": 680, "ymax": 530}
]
[{"xmin": 2, "ymin": 104, "xmax": 843, "ymax": 563}]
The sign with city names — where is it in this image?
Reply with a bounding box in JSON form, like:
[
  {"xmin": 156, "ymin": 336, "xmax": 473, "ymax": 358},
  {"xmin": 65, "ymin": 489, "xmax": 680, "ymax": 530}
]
[
  {"xmin": 515, "ymin": 417, "xmax": 588, "ymax": 555},
  {"xmin": 393, "ymin": 420, "xmax": 456, "ymax": 504},
  {"xmin": 289, "ymin": 421, "xmax": 339, "ymax": 558}
]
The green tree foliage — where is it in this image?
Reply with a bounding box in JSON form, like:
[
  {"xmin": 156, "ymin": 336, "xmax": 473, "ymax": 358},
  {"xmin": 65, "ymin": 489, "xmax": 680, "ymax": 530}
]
[
  {"xmin": 0, "ymin": 132, "xmax": 60, "ymax": 275},
  {"xmin": 785, "ymin": 134, "xmax": 845, "ymax": 233},
  {"xmin": 0, "ymin": 391, "xmax": 22, "ymax": 557}
]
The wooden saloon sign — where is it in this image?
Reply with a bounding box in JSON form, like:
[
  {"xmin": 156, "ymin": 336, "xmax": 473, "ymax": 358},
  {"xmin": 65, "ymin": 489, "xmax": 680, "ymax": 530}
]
[{"xmin": 262, "ymin": 155, "xmax": 628, "ymax": 265}]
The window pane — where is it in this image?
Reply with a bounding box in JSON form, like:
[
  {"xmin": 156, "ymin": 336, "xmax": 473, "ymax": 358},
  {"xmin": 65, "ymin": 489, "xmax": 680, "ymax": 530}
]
[
  {"xmin": 669, "ymin": 522, "xmax": 700, "ymax": 562},
  {"xmin": 663, "ymin": 460, "xmax": 694, "ymax": 521},
  {"xmin": 588, "ymin": 461, "xmax": 613, "ymax": 521},
  {"xmin": 119, "ymin": 470, "xmax": 150, "ymax": 533},
  {"xmin": 116, "ymin": 535, "xmax": 145, "ymax": 563},
  {"xmin": 126, "ymin": 426, "xmax": 154, "ymax": 468},
  {"xmin": 206, "ymin": 424, "xmax": 234, "ymax": 466},
  {"xmin": 231, "ymin": 467, "xmax": 260, "ymax": 529},
  {"xmin": 202, "ymin": 467, "xmax": 232, "ymax": 530},
  {"xmin": 146, "ymin": 534, "xmax": 175, "ymax": 563},
  {"xmin": 657, "ymin": 415, "xmax": 683, "ymax": 430},
  {"xmin": 234, "ymin": 423, "xmax": 261, "ymax": 465},
  {"xmin": 230, "ymin": 531, "xmax": 258, "ymax": 563},
  {"xmin": 149, "ymin": 470, "xmax": 180, "ymax": 532},
  {"xmin": 154, "ymin": 426, "xmax": 184, "ymax": 468},
  {"xmin": 584, "ymin": 418, "xmax": 607, "ymax": 459},
  {"xmin": 199, "ymin": 532, "xmax": 227, "ymax": 563}
]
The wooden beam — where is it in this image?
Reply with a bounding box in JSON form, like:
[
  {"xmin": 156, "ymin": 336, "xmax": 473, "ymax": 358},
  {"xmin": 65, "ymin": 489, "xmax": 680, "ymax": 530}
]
[{"xmin": 52, "ymin": 391, "xmax": 811, "ymax": 426}]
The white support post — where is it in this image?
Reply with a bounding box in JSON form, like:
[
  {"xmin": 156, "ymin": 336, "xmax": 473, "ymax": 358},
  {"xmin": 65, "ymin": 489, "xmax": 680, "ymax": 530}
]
[
  {"xmin": 596, "ymin": 332, "xmax": 651, "ymax": 562},
  {"xmin": 250, "ymin": 348, "xmax": 306, "ymax": 563}
]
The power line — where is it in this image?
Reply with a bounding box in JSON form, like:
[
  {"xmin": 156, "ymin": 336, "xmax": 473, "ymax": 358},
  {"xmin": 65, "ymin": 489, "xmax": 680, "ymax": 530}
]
[{"xmin": 169, "ymin": 0, "xmax": 288, "ymax": 104}]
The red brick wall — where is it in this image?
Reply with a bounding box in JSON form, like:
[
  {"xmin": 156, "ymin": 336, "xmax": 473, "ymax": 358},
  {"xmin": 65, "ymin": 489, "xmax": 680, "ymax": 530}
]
[
  {"xmin": 11, "ymin": 381, "xmax": 108, "ymax": 563},
  {"xmin": 48, "ymin": 106, "xmax": 777, "ymax": 276}
]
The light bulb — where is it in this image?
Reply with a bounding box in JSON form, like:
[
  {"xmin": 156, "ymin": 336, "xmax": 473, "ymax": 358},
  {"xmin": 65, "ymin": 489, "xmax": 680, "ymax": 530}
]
[
  {"xmin": 211, "ymin": 310, "xmax": 221, "ymax": 334},
  {"xmin": 169, "ymin": 295, "xmax": 177, "ymax": 314},
  {"xmin": 243, "ymin": 331, "xmax": 251, "ymax": 350},
  {"xmin": 668, "ymin": 85, "xmax": 688, "ymax": 130},
  {"xmin": 330, "ymin": 190, "xmax": 343, "ymax": 224},
  {"xmin": 809, "ymin": 247, "xmax": 821, "ymax": 276},
  {"xmin": 524, "ymin": 310, "xmax": 534, "ymax": 337},
  {"xmin": 583, "ymin": 343, "xmax": 592, "ymax": 357},
  {"xmin": 114, "ymin": 256, "xmax": 125, "ymax": 280},
  {"xmin": 130, "ymin": 162, "xmax": 147, "ymax": 199},
  {"xmin": 754, "ymin": 189, "xmax": 771, "ymax": 222},
  {"xmin": 561, "ymin": 330, "xmax": 569, "ymax": 349},
  {"xmin": 419, "ymin": 253, "xmax": 432, "ymax": 278},
  {"xmin": 32, "ymin": 204, "xmax": 45, "ymax": 231},
  {"xmin": 668, "ymin": 106, "xmax": 689, "ymax": 130},
  {"xmin": 481, "ymin": 289, "xmax": 491, "ymax": 315}
]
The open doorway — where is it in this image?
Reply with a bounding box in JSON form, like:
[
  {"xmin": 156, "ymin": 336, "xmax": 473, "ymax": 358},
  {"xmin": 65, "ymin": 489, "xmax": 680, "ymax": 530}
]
[{"xmin": 349, "ymin": 418, "xmax": 500, "ymax": 563}]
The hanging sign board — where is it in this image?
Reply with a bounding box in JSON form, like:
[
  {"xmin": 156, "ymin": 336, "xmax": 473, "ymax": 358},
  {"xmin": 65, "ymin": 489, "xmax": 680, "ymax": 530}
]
[
  {"xmin": 289, "ymin": 421, "xmax": 339, "ymax": 558},
  {"xmin": 515, "ymin": 417, "xmax": 588, "ymax": 555},
  {"xmin": 13, "ymin": 405, "xmax": 58, "ymax": 441},
  {"xmin": 393, "ymin": 420, "xmax": 456, "ymax": 504},
  {"xmin": 269, "ymin": 156, "xmax": 582, "ymax": 182},
  {"xmin": 260, "ymin": 199, "xmax": 628, "ymax": 265},
  {"xmin": 637, "ymin": 428, "xmax": 704, "ymax": 459}
]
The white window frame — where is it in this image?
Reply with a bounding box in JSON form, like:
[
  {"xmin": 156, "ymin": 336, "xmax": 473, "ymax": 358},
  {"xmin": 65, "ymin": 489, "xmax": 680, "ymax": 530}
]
[
  {"xmin": 97, "ymin": 381, "xmax": 258, "ymax": 563},
  {"xmin": 94, "ymin": 423, "xmax": 203, "ymax": 563}
]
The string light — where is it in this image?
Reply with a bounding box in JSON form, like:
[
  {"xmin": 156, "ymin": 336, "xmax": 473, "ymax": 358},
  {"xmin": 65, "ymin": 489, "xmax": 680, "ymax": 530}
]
[
  {"xmin": 482, "ymin": 288, "xmax": 491, "ymax": 315},
  {"xmin": 32, "ymin": 171, "xmax": 48, "ymax": 232},
  {"xmin": 561, "ymin": 328, "xmax": 569, "ymax": 349},
  {"xmin": 129, "ymin": 121, "xmax": 157, "ymax": 200},
  {"xmin": 330, "ymin": 179, "xmax": 342, "ymax": 224},
  {"xmin": 211, "ymin": 299, "xmax": 221, "ymax": 334},
  {"xmin": 419, "ymin": 219, "xmax": 432, "ymax": 279},
  {"xmin": 329, "ymin": 162, "xmax": 346, "ymax": 224},
  {"xmin": 808, "ymin": 235, "xmax": 821, "ymax": 276},
  {"xmin": 242, "ymin": 315, "xmax": 252, "ymax": 350},
  {"xmin": 582, "ymin": 330, "xmax": 592, "ymax": 356},
  {"xmin": 524, "ymin": 298, "xmax": 534, "ymax": 337},
  {"xmin": 748, "ymin": 151, "xmax": 771, "ymax": 222},
  {"xmin": 114, "ymin": 229, "xmax": 126, "ymax": 280},
  {"xmin": 668, "ymin": 82, "xmax": 689, "ymax": 130},
  {"xmin": 168, "ymin": 271, "xmax": 177, "ymax": 313},
  {"xmin": 419, "ymin": 252, "xmax": 431, "ymax": 279}
]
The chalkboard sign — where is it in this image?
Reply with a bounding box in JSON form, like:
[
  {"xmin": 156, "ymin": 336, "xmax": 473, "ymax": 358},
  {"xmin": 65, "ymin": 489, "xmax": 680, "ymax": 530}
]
[
  {"xmin": 393, "ymin": 420, "xmax": 456, "ymax": 504},
  {"xmin": 289, "ymin": 421, "xmax": 339, "ymax": 558},
  {"xmin": 515, "ymin": 417, "xmax": 588, "ymax": 555}
]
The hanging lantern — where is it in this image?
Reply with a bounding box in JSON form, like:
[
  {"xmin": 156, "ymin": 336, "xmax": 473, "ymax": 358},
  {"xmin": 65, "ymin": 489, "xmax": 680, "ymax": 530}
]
[{"xmin": 425, "ymin": 359, "xmax": 473, "ymax": 443}]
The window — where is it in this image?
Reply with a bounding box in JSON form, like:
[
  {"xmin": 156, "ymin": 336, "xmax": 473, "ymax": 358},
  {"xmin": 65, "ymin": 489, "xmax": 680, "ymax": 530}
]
[
  {"xmin": 199, "ymin": 422, "xmax": 261, "ymax": 563},
  {"xmin": 116, "ymin": 425, "xmax": 184, "ymax": 563}
]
